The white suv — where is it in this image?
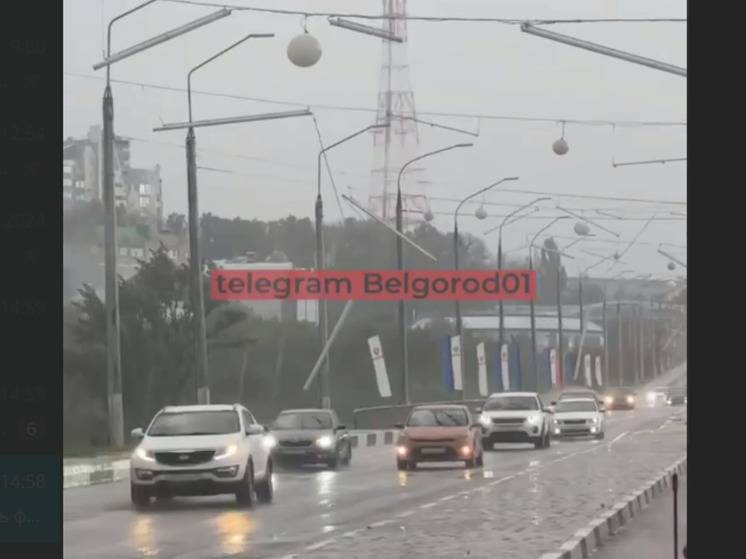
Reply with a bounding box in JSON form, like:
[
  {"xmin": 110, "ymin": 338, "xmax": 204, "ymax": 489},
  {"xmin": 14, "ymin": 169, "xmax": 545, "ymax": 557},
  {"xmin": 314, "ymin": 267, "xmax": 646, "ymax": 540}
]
[
  {"xmin": 477, "ymin": 392, "xmax": 552, "ymax": 450},
  {"xmin": 129, "ymin": 404, "xmax": 274, "ymax": 508},
  {"xmin": 551, "ymin": 398, "xmax": 606, "ymax": 439}
]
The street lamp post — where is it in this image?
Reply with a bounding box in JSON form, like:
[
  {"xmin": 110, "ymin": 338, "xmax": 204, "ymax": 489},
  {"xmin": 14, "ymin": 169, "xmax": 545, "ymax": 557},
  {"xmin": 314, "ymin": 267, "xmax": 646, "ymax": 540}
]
[
  {"xmin": 396, "ymin": 143, "xmax": 473, "ymax": 403},
  {"xmin": 315, "ymin": 124, "xmax": 388, "ymax": 409},
  {"xmin": 184, "ymin": 33, "xmax": 274, "ymax": 404},
  {"xmin": 95, "ymin": 0, "xmax": 231, "ymax": 446},
  {"xmin": 453, "ymin": 177, "xmax": 519, "ymax": 398},
  {"xmin": 484, "ymin": 197, "xmax": 551, "ymax": 350},
  {"xmin": 527, "ymin": 217, "xmax": 570, "ymax": 389}
]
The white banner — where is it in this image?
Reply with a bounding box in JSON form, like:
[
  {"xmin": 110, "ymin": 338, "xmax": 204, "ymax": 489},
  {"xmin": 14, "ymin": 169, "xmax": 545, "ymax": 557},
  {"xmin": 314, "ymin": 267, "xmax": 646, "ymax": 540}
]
[
  {"xmin": 476, "ymin": 343, "xmax": 488, "ymax": 397},
  {"xmin": 450, "ymin": 336, "xmax": 463, "ymax": 391},
  {"xmin": 584, "ymin": 353, "xmax": 592, "ymax": 387},
  {"xmin": 367, "ymin": 335, "xmax": 392, "ymax": 398},
  {"xmin": 595, "ymin": 356, "xmax": 603, "ymax": 387},
  {"xmin": 500, "ymin": 344, "xmax": 510, "ymax": 391},
  {"xmin": 549, "ymin": 348, "xmax": 558, "ymax": 386}
]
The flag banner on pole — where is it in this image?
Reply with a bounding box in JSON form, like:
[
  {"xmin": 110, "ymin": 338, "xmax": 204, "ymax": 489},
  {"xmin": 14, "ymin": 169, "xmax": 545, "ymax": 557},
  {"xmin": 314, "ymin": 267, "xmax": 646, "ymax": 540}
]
[
  {"xmin": 441, "ymin": 337, "xmax": 454, "ymax": 391},
  {"xmin": 510, "ymin": 344, "xmax": 522, "ymax": 391},
  {"xmin": 584, "ymin": 353, "xmax": 592, "ymax": 387},
  {"xmin": 549, "ymin": 348, "xmax": 559, "ymax": 386},
  {"xmin": 476, "ymin": 342, "xmax": 488, "ymax": 397},
  {"xmin": 500, "ymin": 343, "xmax": 510, "ymax": 392},
  {"xmin": 367, "ymin": 335, "xmax": 391, "ymax": 398},
  {"xmin": 595, "ymin": 355, "xmax": 603, "ymax": 387},
  {"xmin": 450, "ymin": 336, "xmax": 463, "ymax": 391}
]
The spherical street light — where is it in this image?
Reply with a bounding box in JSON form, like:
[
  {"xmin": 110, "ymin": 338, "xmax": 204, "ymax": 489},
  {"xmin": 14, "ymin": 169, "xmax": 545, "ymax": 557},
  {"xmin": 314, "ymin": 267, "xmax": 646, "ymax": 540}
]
[
  {"xmin": 475, "ymin": 205, "xmax": 488, "ymax": 220},
  {"xmin": 287, "ymin": 33, "xmax": 322, "ymax": 67},
  {"xmin": 423, "ymin": 209, "xmax": 434, "ymax": 222},
  {"xmin": 574, "ymin": 221, "xmax": 590, "ymax": 236},
  {"xmin": 553, "ymin": 137, "xmax": 569, "ymax": 155},
  {"xmin": 667, "ymin": 262, "xmax": 676, "ymax": 271}
]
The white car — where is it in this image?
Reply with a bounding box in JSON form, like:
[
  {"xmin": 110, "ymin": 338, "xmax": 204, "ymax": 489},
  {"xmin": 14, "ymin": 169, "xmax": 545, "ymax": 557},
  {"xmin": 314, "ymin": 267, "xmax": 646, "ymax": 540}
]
[
  {"xmin": 477, "ymin": 392, "xmax": 553, "ymax": 450},
  {"xmin": 129, "ymin": 404, "xmax": 274, "ymax": 508},
  {"xmin": 551, "ymin": 398, "xmax": 606, "ymax": 439}
]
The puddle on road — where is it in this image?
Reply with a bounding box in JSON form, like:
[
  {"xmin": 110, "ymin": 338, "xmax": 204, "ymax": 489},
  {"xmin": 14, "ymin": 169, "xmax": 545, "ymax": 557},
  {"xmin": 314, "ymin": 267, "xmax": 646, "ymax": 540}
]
[
  {"xmin": 131, "ymin": 516, "xmax": 159, "ymax": 557},
  {"xmin": 211, "ymin": 511, "xmax": 255, "ymax": 555}
]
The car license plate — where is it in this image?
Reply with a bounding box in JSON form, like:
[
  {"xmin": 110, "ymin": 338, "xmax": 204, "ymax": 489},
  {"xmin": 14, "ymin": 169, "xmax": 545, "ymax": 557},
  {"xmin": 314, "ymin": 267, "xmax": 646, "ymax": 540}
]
[
  {"xmin": 421, "ymin": 448, "xmax": 446, "ymax": 455},
  {"xmin": 281, "ymin": 448, "xmax": 307, "ymax": 455},
  {"xmin": 162, "ymin": 473, "xmax": 202, "ymax": 482}
]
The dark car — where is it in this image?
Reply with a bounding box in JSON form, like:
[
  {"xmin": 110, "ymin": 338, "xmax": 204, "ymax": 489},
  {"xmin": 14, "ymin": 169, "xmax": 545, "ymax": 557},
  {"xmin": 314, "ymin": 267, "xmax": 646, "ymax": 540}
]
[
  {"xmin": 602, "ymin": 387, "xmax": 637, "ymax": 410},
  {"xmin": 268, "ymin": 409, "xmax": 351, "ymax": 469},
  {"xmin": 395, "ymin": 405, "xmax": 483, "ymax": 470},
  {"xmin": 667, "ymin": 386, "xmax": 687, "ymax": 406}
]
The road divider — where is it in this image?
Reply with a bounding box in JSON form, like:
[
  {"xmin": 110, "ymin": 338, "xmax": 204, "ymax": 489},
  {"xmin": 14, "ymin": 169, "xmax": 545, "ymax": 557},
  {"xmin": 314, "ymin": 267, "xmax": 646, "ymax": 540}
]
[
  {"xmin": 64, "ymin": 430, "xmax": 399, "ymax": 489},
  {"xmin": 537, "ymin": 454, "xmax": 687, "ymax": 559}
]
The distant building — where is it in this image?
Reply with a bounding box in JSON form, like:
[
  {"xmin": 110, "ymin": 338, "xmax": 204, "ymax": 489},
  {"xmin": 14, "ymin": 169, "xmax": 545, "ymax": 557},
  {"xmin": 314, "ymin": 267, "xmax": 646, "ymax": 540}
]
[
  {"xmin": 210, "ymin": 253, "xmax": 318, "ymax": 324},
  {"xmin": 63, "ymin": 125, "xmax": 163, "ymax": 229}
]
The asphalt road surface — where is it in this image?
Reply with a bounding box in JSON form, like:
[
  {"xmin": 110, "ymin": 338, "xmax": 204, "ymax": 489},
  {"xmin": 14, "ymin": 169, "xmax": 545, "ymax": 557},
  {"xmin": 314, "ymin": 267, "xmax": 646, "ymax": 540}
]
[{"xmin": 63, "ymin": 403, "xmax": 686, "ymax": 559}]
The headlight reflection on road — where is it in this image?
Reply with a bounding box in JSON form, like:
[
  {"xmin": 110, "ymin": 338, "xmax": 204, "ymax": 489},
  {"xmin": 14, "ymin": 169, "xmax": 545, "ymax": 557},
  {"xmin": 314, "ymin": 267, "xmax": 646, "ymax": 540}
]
[
  {"xmin": 398, "ymin": 471, "xmax": 408, "ymax": 486},
  {"xmin": 130, "ymin": 516, "xmax": 158, "ymax": 557},
  {"xmin": 317, "ymin": 470, "xmax": 336, "ymax": 498},
  {"xmin": 463, "ymin": 470, "xmax": 472, "ymax": 481},
  {"xmin": 212, "ymin": 512, "xmax": 255, "ymax": 555}
]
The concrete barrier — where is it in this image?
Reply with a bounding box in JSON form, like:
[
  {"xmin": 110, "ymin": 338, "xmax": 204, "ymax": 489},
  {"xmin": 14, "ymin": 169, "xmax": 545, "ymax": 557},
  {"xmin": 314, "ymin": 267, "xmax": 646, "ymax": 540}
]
[{"xmin": 64, "ymin": 430, "xmax": 399, "ymax": 489}]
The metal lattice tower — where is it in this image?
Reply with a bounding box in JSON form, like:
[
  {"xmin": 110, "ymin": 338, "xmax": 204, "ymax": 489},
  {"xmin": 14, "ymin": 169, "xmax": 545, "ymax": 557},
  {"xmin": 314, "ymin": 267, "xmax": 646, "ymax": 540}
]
[{"xmin": 367, "ymin": 0, "xmax": 430, "ymax": 225}]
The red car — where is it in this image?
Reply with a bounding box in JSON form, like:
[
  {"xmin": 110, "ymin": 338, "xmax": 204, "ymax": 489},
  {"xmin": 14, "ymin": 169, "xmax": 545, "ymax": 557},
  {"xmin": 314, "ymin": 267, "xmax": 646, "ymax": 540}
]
[{"xmin": 395, "ymin": 405, "xmax": 484, "ymax": 470}]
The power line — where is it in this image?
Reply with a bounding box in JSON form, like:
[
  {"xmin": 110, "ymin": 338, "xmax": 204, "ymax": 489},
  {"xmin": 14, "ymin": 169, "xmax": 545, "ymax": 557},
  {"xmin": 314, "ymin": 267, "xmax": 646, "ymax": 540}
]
[
  {"xmin": 163, "ymin": 0, "xmax": 686, "ymax": 25},
  {"xmin": 472, "ymin": 187, "xmax": 686, "ymax": 206},
  {"xmin": 64, "ymin": 72, "xmax": 686, "ymax": 128}
]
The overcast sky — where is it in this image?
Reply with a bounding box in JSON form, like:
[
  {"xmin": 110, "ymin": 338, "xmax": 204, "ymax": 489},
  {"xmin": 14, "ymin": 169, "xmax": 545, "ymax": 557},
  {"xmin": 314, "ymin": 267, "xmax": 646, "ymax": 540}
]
[{"xmin": 64, "ymin": 0, "xmax": 686, "ymax": 276}]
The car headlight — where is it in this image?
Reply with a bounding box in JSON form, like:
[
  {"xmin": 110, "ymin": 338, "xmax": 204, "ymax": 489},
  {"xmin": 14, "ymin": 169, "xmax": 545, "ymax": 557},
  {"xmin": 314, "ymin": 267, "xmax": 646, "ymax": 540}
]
[
  {"xmin": 526, "ymin": 415, "xmax": 541, "ymax": 425},
  {"xmin": 604, "ymin": 396, "xmax": 613, "ymax": 405},
  {"xmin": 134, "ymin": 447, "xmax": 155, "ymax": 462},
  {"xmin": 646, "ymin": 392, "xmax": 655, "ymax": 402},
  {"xmin": 479, "ymin": 414, "xmax": 491, "ymax": 427},
  {"xmin": 590, "ymin": 417, "xmax": 598, "ymax": 424},
  {"xmin": 396, "ymin": 445, "xmax": 408, "ymax": 456},
  {"xmin": 316, "ymin": 435, "xmax": 334, "ymax": 449},
  {"xmin": 214, "ymin": 444, "xmax": 238, "ymax": 460},
  {"xmin": 263, "ymin": 435, "xmax": 277, "ymax": 449},
  {"xmin": 626, "ymin": 395, "xmax": 635, "ymax": 404}
]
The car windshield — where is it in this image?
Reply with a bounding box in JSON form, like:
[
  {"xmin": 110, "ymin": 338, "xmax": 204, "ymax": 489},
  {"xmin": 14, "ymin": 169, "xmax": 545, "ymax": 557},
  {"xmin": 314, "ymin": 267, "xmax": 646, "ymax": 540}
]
[
  {"xmin": 147, "ymin": 411, "xmax": 239, "ymax": 436},
  {"xmin": 272, "ymin": 412, "xmax": 333, "ymax": 430},
  {"xmin": 555, "ymin": 401, "xmax": 598, "ymax": 413},
  {"xmin": 407, "ymin": 409, "xmax": 468, "ymax": 427},
  {"xmin": 484, "ymin": 396, "xmax": 539, "ymax": 411}
]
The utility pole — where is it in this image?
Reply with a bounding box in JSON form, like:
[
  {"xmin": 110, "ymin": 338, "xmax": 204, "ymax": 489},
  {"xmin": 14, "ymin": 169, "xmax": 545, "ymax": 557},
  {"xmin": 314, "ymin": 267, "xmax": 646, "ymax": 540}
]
[{"xmin": 617, "ymin": 302, "xmax": 623, "ymax": 386}]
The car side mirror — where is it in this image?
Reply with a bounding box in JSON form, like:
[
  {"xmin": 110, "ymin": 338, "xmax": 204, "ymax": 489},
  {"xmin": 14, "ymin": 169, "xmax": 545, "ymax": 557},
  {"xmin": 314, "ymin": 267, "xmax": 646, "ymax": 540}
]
[
  {"xmin": 395, "ymin": 423, "xmax": 404, "ymax": 429},
  {"xmin": 544, "ymin": 407, "xmax": 555, "ymax": 414},
  {"xmin": 470, "ymin": 423, "xmax": 481, "ymax": 429},
  {"xmin": 550, "ymin": 401, "xmax": 557, "ymax": 406},
  {"xmin": 474, "ymin": 407, "xmax": 482, "ymax": 414},
  {"xmin": 246, "ymin": 424, "xmax": 264, "ymax": 436},
  {"xmin": 336, "ymin": 424, "xmax": 347, "ymax": 431},
  {"xmin": 130, "ymin": 427, "xmax": 144, "ymax": 439}
]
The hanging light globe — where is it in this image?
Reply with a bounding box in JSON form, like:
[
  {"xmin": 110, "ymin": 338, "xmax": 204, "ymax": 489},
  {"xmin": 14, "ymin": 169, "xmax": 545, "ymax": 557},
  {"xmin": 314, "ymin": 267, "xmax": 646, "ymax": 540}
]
[
  {"xmin": 475, "ymin": 205, "xmax": 488, "ymax": 220},
  {"xmin": 667, "ymin": 262, "xmax": 676, "ymax": 271},
  {"xmin": 553, "ymin": 137, "xmax": 569, "ymax": 155},
  {"xmin": 423, "ymin": 210, "xmax": 434, "ymax": 222},
  {"xmin": 574, "ymin": 221, "xmax": 591, "ymax": 236},
  {"xmin": 287, "ymin": 33, "xmax": 322, "ymax": 67}
]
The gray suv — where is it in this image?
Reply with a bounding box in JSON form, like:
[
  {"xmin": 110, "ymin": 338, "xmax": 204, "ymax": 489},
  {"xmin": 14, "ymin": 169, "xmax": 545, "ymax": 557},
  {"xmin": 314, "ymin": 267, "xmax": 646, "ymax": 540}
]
[{"xmin": 267, "ymin": 409, "xmax": 352, "ymax": 469}]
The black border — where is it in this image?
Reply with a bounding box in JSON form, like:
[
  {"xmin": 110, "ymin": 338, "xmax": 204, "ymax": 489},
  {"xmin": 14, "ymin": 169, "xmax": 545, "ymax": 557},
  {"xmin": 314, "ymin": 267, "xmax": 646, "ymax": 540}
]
[{"xmin": 0, "ymin": 0, "xmax": 62, "ymax": 555}]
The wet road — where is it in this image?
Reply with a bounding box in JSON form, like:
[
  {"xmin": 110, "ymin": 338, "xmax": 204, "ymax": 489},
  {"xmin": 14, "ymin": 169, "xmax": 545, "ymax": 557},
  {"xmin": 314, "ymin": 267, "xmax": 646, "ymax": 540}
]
[{"xmin": 63, "ymin": 405, "xmax": 686, "ymax": 559}]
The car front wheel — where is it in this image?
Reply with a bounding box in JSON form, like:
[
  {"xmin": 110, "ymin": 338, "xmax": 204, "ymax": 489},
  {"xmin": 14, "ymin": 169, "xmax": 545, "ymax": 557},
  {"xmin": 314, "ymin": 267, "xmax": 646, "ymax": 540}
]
[
  {"xmin": 235, "ymin": 461, "xmax": 256, "ymax": 506},
  {"xmin": 131, "ymin": 484, "xmax": 151, "ymax": 509},
  {"xmin": 255, "ymin": 460, "xmax": 274, "ymax": 503}
]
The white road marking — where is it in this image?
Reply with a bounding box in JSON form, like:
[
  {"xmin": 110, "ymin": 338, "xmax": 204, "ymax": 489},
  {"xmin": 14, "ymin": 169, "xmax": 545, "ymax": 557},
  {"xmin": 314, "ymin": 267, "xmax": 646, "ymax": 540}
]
[
  {"xmin": 369, "ymin": 520, "xmax": 392, "ymax": 528},
  {"xmin": 306, "ymin": 538, "xmax": 336, "ymax": 551},
  {"xmin": 395, "ymin": 510, "xmax": 414, "ymax": 518}
]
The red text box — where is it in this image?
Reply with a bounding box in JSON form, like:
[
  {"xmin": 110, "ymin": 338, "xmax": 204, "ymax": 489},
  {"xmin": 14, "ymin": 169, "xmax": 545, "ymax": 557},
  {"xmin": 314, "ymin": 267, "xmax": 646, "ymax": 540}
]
[{"xmin": 211, "ymin": 269, "xmax": 536, "ymax": 301}]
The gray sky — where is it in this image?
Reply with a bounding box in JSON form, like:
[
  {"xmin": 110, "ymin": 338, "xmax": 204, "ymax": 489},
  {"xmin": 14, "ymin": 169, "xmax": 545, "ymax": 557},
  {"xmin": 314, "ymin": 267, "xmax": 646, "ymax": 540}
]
[{"xmin": 64, "ymin": 0, "xmax": 686, "ymax": 276}]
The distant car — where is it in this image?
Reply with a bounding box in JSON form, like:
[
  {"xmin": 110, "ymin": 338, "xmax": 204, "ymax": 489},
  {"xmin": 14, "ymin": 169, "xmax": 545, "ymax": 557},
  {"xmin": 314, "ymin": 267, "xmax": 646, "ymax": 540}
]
[
  {"xmin": 551, "ymin": 398, "xmax": 606, "ymax": 439},
  {"xmin": 266, "ymin": 409, "xmax": 351, "ymax": 469},
  {"xmin": 667, "ymin": 386, "xmax": 687, "ymax": 406},
  {"xmin": 477, "ymin": 392, "xmax": 553, "ymax": 450},
  {"xmin": 602, "ymin": 387, "xmax": 637, "ymax": 410},
  {"xmin": 645, "ymin": 387, "xmax": 669, "ymax": 407},
  {"xmin": 129, "ymin": 404, "xmax": 274, "ymax": 508},
  {"xmin": 557, "ymin": 388, "xmax": 603, "ymax": 407},
  {"xmin": 395, "ymin": 405, "xmax": 483, "ymax": 470}
]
